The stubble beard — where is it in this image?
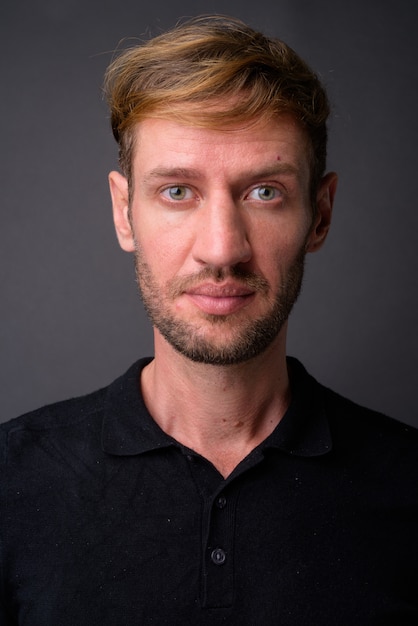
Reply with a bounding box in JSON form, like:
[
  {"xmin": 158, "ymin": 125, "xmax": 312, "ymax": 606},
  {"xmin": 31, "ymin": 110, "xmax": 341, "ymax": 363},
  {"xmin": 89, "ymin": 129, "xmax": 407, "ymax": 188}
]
[{"xmin": 134, "ymin": 246, "xmax": 306, "ymax": 366}]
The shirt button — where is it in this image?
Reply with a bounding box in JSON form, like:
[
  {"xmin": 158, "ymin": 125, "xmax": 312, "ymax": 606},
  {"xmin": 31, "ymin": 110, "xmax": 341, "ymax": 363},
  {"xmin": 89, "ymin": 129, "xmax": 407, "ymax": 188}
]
[
  {"xmin": 216, "ymin": 496, "xmax": 227, "ymax": 509},
  {"xmin": 211, "ymin": 548, "xmax": 226, "ymax": 565}
]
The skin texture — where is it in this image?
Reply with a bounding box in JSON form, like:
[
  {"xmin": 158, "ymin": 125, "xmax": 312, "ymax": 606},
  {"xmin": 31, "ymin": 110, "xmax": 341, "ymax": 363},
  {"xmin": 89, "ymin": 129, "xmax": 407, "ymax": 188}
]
[{"xmin": 109, "ymin": 114, "xmax": 337, "ymax": 476}]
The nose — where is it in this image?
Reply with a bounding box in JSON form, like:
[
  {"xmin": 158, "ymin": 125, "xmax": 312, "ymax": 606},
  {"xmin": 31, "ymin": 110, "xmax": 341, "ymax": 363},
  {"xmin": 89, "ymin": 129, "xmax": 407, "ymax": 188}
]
[{"xmin": 192, "ymin": 195, "xmax": 252, "ymax": 269}]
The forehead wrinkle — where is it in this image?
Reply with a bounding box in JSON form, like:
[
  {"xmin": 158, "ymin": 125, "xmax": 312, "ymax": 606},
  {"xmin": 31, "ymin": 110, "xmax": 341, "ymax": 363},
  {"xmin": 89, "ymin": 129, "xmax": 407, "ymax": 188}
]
[{"xmin": 133, "ymin": 115, "xmax": 312, "ymax": 187}]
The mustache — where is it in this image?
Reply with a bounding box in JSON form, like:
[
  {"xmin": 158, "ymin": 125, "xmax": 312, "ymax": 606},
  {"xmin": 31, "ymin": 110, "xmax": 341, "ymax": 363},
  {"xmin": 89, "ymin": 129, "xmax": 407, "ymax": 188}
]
[{"xmin": 166, "ymin": 266, "xmax": 270, "ymax": 298}]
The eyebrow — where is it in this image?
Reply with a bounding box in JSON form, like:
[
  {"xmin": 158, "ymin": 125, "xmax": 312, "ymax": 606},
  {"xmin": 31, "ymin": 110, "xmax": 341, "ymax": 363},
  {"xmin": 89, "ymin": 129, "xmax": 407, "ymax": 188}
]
[
  {"xmin": 142, "ymin": 167, "xmax": 202, "ymax": 183},
  {"xmin": 141, "ymin": 163, "xmax": 301, "ymax": 184}
]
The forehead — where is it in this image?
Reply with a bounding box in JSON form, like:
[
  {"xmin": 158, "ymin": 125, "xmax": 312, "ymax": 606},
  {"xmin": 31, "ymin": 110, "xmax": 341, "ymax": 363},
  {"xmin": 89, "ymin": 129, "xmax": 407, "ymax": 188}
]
[{"xmin": 131, "ymin": 114, "xmax": 312, "ymax": 180}]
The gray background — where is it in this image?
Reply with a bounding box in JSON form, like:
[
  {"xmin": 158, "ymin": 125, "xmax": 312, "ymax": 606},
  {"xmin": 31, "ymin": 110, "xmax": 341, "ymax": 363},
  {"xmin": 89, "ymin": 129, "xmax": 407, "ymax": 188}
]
[{"xmin": 1, "ymin": 0, "xmax": 417, "ymax": 426}]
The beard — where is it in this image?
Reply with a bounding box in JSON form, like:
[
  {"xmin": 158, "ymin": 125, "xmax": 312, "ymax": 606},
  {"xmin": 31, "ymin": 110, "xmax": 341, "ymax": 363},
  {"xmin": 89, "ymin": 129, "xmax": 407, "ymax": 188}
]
[{"xmin": 134, "ymin": 246, "xmax": 306, "ymax": 366}]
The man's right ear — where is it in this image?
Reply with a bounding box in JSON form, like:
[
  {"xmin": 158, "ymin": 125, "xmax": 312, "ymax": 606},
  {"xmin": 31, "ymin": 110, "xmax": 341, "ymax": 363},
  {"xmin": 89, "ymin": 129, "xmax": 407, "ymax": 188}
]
[{"xmin": 108, "ymin": 171, "xmax": 135, "ymax": 252}]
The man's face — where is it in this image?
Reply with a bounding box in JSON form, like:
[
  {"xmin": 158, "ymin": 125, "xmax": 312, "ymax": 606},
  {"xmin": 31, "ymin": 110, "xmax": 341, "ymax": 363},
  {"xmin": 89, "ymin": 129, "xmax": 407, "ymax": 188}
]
[{"xmin": 110, "ymin": 114, "xmax": 334, "ymax": 365}]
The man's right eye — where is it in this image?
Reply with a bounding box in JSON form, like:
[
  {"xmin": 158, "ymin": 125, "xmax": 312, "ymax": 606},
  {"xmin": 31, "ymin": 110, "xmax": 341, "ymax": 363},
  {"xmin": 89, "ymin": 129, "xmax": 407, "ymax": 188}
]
[{"xmin": 161, "ymin": 186, "xmax": 193, "ymax": 201}]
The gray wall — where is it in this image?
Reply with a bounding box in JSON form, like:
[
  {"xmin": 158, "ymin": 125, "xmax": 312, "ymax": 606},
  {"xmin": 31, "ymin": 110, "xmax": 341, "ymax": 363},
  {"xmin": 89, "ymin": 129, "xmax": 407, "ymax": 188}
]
[{"xmin": 1, "ymin": 0, "xmax": 417, "ymax": 426}]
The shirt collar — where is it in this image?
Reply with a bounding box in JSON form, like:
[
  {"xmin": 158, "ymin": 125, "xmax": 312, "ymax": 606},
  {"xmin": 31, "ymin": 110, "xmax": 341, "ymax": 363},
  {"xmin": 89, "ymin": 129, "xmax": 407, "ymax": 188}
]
[
  {"xmin": 101, "ymin": 357, "xmax": 332, "ymax": 458},
  {"xmin": 262, "ymin": 357, "xmax": 332, "ymax": 457},
  {"xmin": 102, "ymin": 357, "xmax": 173, "ymax": 456}
]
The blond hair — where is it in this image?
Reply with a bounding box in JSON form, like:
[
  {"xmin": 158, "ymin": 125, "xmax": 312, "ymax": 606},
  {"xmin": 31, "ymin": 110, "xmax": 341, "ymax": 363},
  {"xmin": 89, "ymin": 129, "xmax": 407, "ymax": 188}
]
[{"xmin": 104, "ymin": 16, "xmax": 330, "ymax": 203}]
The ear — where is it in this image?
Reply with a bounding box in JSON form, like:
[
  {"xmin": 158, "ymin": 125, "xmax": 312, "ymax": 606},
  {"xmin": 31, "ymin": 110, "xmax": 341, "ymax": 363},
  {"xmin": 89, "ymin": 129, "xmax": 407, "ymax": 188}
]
[
  {"xmin": 305, "ymin": 172, "xmax": 338, "ymax": 253},
  {"xmin": 108, "ymin": 170, "xmax": 135, "ymax": 252}
]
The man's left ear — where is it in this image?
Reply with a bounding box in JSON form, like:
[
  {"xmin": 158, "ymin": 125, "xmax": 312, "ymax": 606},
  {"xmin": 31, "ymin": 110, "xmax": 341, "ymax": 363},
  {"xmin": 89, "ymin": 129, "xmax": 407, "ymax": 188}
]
[{"xmin": 305, "ymin": 172, "xmax": 338, "ymax": 253}]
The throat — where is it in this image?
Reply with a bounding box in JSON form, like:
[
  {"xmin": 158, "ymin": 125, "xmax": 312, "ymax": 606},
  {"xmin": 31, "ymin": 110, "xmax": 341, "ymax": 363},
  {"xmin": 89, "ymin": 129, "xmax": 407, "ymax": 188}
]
[
  {"xmin": 148, "ymin": 384, "xmax": 289, "ymax": 478},
  {"xmin": 140, "ymin": 350, "xmax": 291, "ymax": 477}
]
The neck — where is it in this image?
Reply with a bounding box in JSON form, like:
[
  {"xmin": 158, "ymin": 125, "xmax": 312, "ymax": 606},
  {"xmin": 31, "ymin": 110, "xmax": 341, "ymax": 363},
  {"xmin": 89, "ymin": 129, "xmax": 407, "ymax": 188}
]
[{"xmin": 141, "ymin": 330, "xmax": 290, "ymax": 477}]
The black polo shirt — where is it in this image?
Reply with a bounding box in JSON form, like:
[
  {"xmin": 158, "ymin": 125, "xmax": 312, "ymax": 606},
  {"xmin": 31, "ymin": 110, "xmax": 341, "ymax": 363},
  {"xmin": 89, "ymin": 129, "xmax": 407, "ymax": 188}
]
[{"xmin": 1, "ymin": 358, "xmax": 417, "ymax": 625}]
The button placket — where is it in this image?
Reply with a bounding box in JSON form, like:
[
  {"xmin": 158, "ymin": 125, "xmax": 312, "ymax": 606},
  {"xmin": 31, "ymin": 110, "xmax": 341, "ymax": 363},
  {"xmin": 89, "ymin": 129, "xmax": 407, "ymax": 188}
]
[{"xmin": 202, "ymin": 489, "xmax": 236, "ymax": 608}]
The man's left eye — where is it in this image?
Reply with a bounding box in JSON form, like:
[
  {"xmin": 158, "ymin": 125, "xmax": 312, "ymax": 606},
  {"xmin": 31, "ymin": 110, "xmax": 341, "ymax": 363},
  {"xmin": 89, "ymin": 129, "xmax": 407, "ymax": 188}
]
[{"xmin": 248, "ymin": 186, "xmax": 279, "ymax": 201}]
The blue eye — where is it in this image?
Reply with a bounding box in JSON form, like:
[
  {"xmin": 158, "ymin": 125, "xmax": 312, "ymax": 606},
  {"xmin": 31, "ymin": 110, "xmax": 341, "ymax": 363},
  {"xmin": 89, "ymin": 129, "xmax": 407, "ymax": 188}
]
[
  {"xmin": 162, "ymin": 186, "xmax": 192, "ymax": 200},
  {"xmin": 249, "ymin": 186, "xmax": 279, "ymax": 201}
]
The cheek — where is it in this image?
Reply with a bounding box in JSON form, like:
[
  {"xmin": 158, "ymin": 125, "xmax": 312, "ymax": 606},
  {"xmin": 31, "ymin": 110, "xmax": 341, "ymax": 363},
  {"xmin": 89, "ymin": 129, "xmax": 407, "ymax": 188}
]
[
  {"xmin": 136, "ymin": 226, "xmax": 190, "ymax": 279},
  {"xmin": 254, "ymin": 219, "xmax": 310, "ymax": 266}
]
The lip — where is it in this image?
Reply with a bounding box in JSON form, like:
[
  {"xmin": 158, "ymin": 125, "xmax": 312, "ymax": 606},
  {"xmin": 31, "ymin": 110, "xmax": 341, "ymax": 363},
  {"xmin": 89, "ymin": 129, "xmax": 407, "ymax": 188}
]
[{"xmin": 184, "ymin": 283, "xmax": 255, "ymax": 315}]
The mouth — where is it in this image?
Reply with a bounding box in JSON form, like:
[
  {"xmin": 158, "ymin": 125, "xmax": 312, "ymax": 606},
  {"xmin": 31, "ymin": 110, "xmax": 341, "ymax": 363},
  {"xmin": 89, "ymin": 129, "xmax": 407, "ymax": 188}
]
[{"xmin": 183, "ymin": 283, "xmax": 256, "ymax": 315}]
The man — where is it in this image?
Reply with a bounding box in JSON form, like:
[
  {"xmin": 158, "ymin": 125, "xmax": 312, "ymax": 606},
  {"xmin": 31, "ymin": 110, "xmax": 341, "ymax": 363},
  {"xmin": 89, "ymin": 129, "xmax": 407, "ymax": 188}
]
[{"xmin": 1, "ymin": 15, "xmax": 417, "ymax": 625}]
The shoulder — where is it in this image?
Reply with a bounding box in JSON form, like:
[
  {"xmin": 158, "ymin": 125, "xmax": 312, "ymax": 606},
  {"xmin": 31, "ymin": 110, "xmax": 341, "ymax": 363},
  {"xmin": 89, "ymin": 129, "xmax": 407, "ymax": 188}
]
[
  {"xmin": 318, "ymin": 383, "xmax": 418, "ymax": 480},
  {"xmin": 0, "ymin": 358, "xmax": 149, "ymax": 465},
  {"xmin": 321, "ymin": 383, "xmax": 417, "ymax": 440},
  {"xmin": 289, "ymin": 357, "xmax": 418, "ymax": 477},
  {"xmin": 289, "ymin": 356, "xmax": 417, "ymax": 442},
  {"xmin": 0, "ymin": 387, "xmax": 107, "ymax": 464},
  {"xmin": 2, "ymin": 387, "xmax": 106, "ymax": 432}
]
